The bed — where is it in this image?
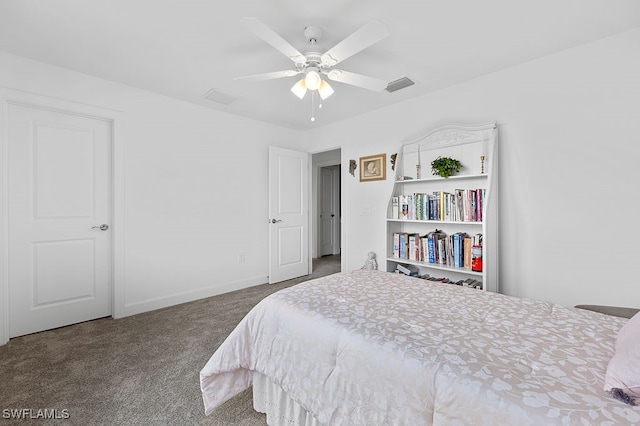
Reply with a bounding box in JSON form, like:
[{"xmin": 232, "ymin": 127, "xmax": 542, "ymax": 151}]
[{"xmin": 200, "ymin": 270, "xmax": 640, "ymax": 424}]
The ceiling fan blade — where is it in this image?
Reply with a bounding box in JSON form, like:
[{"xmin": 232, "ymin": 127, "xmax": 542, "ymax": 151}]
[
  {"xmin": 234, "ymin": 70, "xmax": 301, "ymax": 82},
  {"xmin": 326, "ymin": 69, "xmax": 388, "ymax": 91},
  {"xmin": 241, "ymin": 18, "xmax": 307, "ymax": 66},
  {"xmin": 321, "ymin": 19, "xmax": 389, "ymax": 67}
]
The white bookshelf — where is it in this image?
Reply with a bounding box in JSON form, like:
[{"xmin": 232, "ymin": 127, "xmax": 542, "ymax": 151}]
[{"xmin": 386, "ymin": 122, "xmax": 499, "ymax": 292}]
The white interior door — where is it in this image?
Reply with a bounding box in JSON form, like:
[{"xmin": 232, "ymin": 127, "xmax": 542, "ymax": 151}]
[
  {"xmin": 319, "ymin": 166, "xmax": 340, "ymax": 256},
  {"xmin": 268, "ymin": 146, "xmax": 309, "ymax": 284},
  {"xmin": 7, "ymin": 103, "xmax": 112, "ymax": 338}
]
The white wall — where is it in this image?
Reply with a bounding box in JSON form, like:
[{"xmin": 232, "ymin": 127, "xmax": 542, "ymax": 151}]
[
  {"xmin": 0, "ymin": 52, "xmax": 306, "ymax": 321},
  {"xmin": 1, "ymin": 25, "xmax": 638, "ymax": 329},
  {"xmin": 308, "ymin": 28, "xmax": 640, "ymax": 309}
]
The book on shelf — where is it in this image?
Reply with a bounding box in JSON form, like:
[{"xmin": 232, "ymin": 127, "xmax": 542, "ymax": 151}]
[
  {"xmin": 408, "ymin": 233, "xmax": 420, "ymax": 261},
  {"xmin": 426, "ymin": 234, "xmax": 435, "ymax": 263},
  {"xmin": 398, "ymin": 233, "xmax": 407, "ymax": 259},
  {"xmin": 445, "ymin": 192, "xmax": 453, "ymax": 221},
  {"xmin": 439, "ymin": 235, "xmax": 452, "ymax": 267},
  {"xmin": 450, "ymin": 192, "xmax": 457, "ymax": 221},
  {"xmin": 392, "ymin": 196, "xmax": 399, "ymax": 219},
  {"xmin": 463, "ymin": 236, "xmax": 472, "ymax": 269},
  {"xmin": 407, "ymin": 194, "xmax": 415, "ymax": 220},
  {"xmin": 401, "ymin": 195, "xmax": 409, "ymax": 220},
  {"xmin": 423, "ymin": 229, "xmax": 445, "ymax": 264},
  {"xmin": 470, "ymin": 191, "xmax": 477, "ymax": 221},
  {"xmin": 423, "ymin": 194, "xmax": 431, "ymax": 221},
  {"xmin": 477, "ymin": 189, "xmax": 485, "ymax": 222},
  {"xmin": 454, "ymin": 189, "xmax": 464, "ymax": 221},
  {"xmin": 415, "ymin": 193, "xmax": 423, "ymax": 221},
  {"xmin": 420, "ymin": 237, "xmax": 429, "ymax": 263},
  {"xmin": 393, "ymin": 233, "xmax": 400, "ymax": 258},
  {"xmin": 427, "ymin": 194, "xmax": 435, "ymax": 221},
  {"xmin": 452, "ymin": 232, "xmax": 469, "ymax": 268},
  {"xmin": 437, "ymin": 237, "xmax": 446, "ymax": 265},
  {"xmin": 396, "ymin": 263, "xmax": 420, "ymax": 276}
]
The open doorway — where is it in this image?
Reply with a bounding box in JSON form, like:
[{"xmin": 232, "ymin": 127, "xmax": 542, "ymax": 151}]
[
  {"xmin": 311, "ymin": 149, "xmax": 341, "ymax": 271},
  {"xmin": 319, "ymin": 164, "xmax": 340, "ymax": 257}
]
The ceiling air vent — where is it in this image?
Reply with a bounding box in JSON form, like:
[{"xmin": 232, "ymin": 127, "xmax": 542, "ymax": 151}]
[
  {"xmin": 202, "ymin": 88, "xmax": 238, "ymax": 105},
  {"xmin": 385, "ymin": 77, "xmax": 415, "ymax": 93}
]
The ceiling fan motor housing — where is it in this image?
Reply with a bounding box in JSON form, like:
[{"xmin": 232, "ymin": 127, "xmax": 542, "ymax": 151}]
[
  {"xmin": 300, "ymin": 26, "xmax": 328, "ymax": 72},
  {"xmin": 303, "ymin": 26, "xmax": 322, "ymax": 44},
  {"xmin": 300, "ymin": 52, "xmax": 323, "ymax": 70}
]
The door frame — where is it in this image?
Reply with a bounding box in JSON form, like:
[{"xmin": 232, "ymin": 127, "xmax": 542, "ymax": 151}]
[
  {"xmin": 311, "ymin": 147, "xmax": 344, "ymax": 272},
  {"xmin": 318, "ymin": 164, "xmax": 340, "ymax": 257},
  {"xmin": 0, "ymin": 88, "xmax": 125, "ymax": 345}
]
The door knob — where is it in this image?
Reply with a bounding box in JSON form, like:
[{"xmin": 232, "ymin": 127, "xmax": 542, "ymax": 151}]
[
  {"xmin": 91, "ymin": 224, "xmax": 109, "ymax": 231},
  {"xmin": 270, "ymin": 219, "xmax": 282, "ymax": 224}
]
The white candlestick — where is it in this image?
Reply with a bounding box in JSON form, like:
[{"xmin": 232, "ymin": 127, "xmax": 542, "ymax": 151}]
[{"xmin": 481, "ymin": 138, "xmax": 487, "ymax": 174}]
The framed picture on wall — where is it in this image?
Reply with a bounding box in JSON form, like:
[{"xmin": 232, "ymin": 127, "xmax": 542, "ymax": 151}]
[{"xmin": 359, "ymin": 154, "xmax": 386, "ymax": 182}]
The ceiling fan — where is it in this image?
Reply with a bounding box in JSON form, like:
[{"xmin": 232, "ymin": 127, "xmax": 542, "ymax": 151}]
[{"xmin": 235, "ymin": 18, "xmax": 390, "ymax": 102}]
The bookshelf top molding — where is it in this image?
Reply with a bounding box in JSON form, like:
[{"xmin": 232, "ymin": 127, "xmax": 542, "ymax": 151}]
[{"xmin": 401, "ymin": 122, "xmax": 497, "ymax": 152}]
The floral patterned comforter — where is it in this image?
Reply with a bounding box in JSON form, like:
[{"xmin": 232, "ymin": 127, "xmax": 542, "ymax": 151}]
[{"xmin": 200, "ymin": 270, "xmax": 640, "ymax": 424}]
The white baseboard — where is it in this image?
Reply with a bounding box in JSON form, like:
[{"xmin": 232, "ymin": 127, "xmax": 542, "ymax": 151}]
[{"xmin": 117, "ymin": 275, "xmax": 268, "ymax": 318}]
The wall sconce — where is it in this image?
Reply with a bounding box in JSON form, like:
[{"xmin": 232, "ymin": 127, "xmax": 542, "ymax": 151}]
[{"xmin": 349, "ymin": 159, "xmax": 357, "ymax": 176}]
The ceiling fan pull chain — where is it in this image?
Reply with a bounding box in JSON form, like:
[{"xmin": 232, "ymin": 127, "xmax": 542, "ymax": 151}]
[{"xmin": 310, "ymin": 91, "xmax": 316, "ymax": 122}]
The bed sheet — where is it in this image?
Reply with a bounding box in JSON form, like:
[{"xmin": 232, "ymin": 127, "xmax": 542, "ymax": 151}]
[{"xmin": 200, "ymin": 270, "xmax": 640, "ymax": 424}]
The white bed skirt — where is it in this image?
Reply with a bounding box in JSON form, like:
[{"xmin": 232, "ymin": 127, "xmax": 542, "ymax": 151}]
[{"xmin": 253, "ymin": 371, "xmax": 322, "ymax": 426}]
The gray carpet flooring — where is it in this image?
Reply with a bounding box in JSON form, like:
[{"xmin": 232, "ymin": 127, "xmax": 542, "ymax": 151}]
[{"xmin": 0, "ymin": 255, "xmax": 341, "ymax": 426}]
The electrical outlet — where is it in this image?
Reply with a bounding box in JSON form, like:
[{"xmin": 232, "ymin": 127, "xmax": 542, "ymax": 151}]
[{"xmin": 238, "ymin": 252, "xmax": 246, "ymax": 263}]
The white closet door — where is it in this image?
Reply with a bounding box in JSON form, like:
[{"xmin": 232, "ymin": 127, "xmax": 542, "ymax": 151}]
[
  {"xmin": 8, "ymin": 103, "xmax": 112, "ymax": 337},
  {"xmin": 268, "ymin": 146, "xmax": 309, "ymax": 284}
]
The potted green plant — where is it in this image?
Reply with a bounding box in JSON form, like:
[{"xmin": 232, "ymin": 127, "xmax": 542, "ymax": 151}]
[{"xmin": 431, "ymin": 156, "xmax": 462, "ymax": 178}]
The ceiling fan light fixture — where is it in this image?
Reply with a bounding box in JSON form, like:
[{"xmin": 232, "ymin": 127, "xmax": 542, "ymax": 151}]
[
  {"xmin": 291, "ymin": 79, "xmax": 307, "ymax": 99},
  {"xmin": 318, "ymin": 80, "xmax": 334, "ymax": 100},
  {"xmin": 304, "ymin": 69, "xmax": 322, "ymax": 91}
]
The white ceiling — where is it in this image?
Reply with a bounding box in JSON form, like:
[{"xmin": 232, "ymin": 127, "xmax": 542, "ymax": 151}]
[{"xmin": 1, "ymin": 1, "xmax": 639, "ymax": 131}]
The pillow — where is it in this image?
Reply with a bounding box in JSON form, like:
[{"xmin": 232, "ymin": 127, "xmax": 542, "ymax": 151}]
[{"xmin": 604, "ymin": 311, "xmax": 640, "ymax": 405}]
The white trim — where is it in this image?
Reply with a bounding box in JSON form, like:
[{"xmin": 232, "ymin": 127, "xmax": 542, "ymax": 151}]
[
  {"xmin": 307, "ymin": 156, "xmax": 313, "ymax": 275},
  {"xmin": 339, "ymin": 149, "xmax": 347, "ymax": 274},
  {"xmin": 310, "ymin": 145, "xmax": 343, "ymax": 267},
  {"xmin": 0, "ymin": 88, "xmax": 125, "ymax": 344},
  {"xmin": 0, "ymin": 94, "xmax": 8, "ymax": 345},
  {"xmin": 121, "ymin": 275, "xmax": 268, "ymax": 317},
  {"xmin": 111, "ymin": 111, "xmax": 126, "ymax": 318},
  {"xmin": 314, "ymin": 159, "xmax": 341, "ymax": 258}
]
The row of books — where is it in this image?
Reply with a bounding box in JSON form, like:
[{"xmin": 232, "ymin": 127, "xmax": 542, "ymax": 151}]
[
  {"xmin": 393, "ymin": 267, "xmax": 483, "ymax": 289},
  {"xmin": 392, "ymin": 230, "xmax": 483, "ymax": 270},
  {"xmin": 391, "ymin": 189, "xmax": 485, "ymax": 222},
  {"xmin": 423, "ymin": 275, "xmax": 483, "ymax": 290}
]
